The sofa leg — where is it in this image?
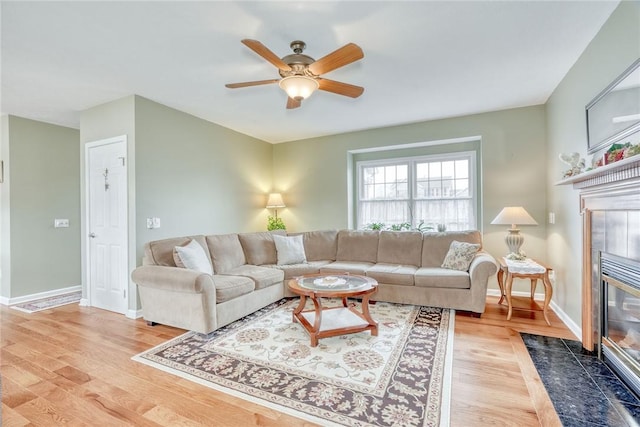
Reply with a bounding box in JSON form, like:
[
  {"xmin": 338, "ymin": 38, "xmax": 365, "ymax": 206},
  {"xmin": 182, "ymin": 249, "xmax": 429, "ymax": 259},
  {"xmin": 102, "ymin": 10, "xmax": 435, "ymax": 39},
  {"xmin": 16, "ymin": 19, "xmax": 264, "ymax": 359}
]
[{"xmin": 146, "ymin": 321, "xmax": 158, "ymax": 327}]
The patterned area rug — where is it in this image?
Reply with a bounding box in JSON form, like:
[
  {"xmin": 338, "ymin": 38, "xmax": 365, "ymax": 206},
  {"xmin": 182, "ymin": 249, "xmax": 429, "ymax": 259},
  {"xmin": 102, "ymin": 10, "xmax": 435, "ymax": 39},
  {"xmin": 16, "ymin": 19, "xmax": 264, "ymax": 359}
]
[
  {"xmin": 10, "ymin": 291, "xmax": 82, "ymax": 313},
  {"xmin": 133, "ymin": 298, "xmax": 454, "ymax": 427}
]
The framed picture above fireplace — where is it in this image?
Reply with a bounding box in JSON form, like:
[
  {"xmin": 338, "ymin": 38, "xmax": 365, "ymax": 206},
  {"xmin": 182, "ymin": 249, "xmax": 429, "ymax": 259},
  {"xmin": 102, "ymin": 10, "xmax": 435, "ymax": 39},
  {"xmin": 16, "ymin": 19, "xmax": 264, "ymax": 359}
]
[{"xmin": 586, "ymin": 58, "xmax": 640, "ymax": 154}]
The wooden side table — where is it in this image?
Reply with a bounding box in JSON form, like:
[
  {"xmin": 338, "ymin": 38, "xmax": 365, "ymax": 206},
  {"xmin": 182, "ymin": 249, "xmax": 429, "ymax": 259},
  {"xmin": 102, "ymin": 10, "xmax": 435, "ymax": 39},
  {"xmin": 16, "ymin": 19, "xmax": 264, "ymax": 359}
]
[{"xmin": 496, "ymin": 257, "xmax": 553, "ymax": 326}]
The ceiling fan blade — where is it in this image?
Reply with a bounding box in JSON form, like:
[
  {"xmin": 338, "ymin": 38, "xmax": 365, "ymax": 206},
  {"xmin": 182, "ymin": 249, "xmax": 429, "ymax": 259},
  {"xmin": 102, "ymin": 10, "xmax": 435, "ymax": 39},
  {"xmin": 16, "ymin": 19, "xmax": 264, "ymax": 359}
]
[
  {"xmin": 241, "ymin": 39, "xmax": 292, "ymax": 72},
  {"xmin": 225, "ymin": 79, "xmax": 279, "ymax": 88},
  {"xmin": 286, "ymin": 97, "xmax": 301, "ymax": 109},
  {"xmin": 308, "ymin": 43, "xmax": 364, "ymax": 76},
  {"xmin": 317, "ymin": 78, "xmax": 364, "ymax": 98}
]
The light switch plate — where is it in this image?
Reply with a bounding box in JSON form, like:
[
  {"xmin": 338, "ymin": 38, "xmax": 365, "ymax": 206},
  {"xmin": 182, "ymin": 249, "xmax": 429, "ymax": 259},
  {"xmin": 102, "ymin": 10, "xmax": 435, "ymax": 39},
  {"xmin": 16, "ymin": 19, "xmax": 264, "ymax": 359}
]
[{"xmin": 54, "ymin": 219, "xmax": 69, "ymax": 228}]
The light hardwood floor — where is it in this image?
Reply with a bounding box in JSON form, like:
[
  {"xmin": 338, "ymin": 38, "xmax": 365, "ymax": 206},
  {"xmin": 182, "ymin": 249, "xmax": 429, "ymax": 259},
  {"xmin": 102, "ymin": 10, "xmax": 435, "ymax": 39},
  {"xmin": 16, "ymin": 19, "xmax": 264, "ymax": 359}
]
[{"xmin": 1, "ymin": 296, "xmax": 576, "ymax": 426}]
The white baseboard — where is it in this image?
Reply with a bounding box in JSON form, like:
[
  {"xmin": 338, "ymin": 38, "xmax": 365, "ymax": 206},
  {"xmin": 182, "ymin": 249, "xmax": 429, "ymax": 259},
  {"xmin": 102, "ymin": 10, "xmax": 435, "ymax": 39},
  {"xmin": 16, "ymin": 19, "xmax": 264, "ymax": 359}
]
[
  {"xmin": 0, "ymin": 285, "xmax": 82, "ymax": 306},
  {"xmin": 127, "ymin": 309, "xmax": 143, "ymax": 319},
  {"xmin": 486, "ymin": 289, "xmax": 582, "ymax": 341},
  {"xmin": 79, "ymin": 298, "xmax": 90, "ymax": 307}
]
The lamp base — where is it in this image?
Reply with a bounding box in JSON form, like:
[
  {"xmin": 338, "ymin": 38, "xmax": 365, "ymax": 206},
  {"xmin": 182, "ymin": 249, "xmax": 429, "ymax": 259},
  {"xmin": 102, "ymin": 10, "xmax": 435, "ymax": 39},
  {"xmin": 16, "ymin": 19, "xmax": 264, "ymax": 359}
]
[{"xmin": 504, "ymin": 228, "xmax": 524, "ymax": 255}]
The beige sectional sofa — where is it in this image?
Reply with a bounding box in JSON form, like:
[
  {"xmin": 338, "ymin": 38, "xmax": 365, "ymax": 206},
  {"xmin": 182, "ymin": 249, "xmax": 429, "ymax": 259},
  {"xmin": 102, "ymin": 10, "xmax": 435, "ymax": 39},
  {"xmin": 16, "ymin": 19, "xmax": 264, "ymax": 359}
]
[{"xmin": 131, "ymin": 229, "xmax": 497, "ymax": 334}]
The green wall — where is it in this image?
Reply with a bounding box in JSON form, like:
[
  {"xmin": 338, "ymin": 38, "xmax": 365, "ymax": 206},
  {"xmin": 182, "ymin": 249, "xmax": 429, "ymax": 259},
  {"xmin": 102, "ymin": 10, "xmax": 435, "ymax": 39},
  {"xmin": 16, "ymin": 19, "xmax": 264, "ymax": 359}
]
[
  {"xmin": 1, "ymin": 116, "xmax": 80, "ymax": 299},
  {"xmin": 273, "ymin": 105, "xmax": 548, "ymax": 294},
  {"xmin": 133, "ymin": 96, "xmax": 273, "ymax": 254},
  {"xmin": 545, "ymin": 1, "xmax": 640, "ymax": 329}
]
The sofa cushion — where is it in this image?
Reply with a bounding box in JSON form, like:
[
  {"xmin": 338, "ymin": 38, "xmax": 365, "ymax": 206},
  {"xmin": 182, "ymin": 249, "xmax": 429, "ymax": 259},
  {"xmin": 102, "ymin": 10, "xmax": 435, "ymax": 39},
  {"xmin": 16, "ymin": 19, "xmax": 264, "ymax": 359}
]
[
  {"xmin": 273, "ymin": 234, "xmax": 307, "ymax": 265},
  {"xmin": 414, "ymin": 267, "xmax": 471, "ymax": 289},
  {"xmin": 366, "ymin": 263, "xmax": 417, "ymax": 286},
  {"xmin": 146, "ymin": 235, "xmax": 210, "ymax": 267},
  {"xmin": 238, "ymin": 231, "xmax": 285, "ymax": 266},
  {"xmin": 206, "ymin": 234, "xmax": 246, "ymax": 273},
  {"xmin": 223, "ymin": 265, "xmax": 284, "ymax": 290},
  {"xmin": 336, "ymin": 230, "xmax": 379, "ymax": 263},
  {"xmin": 289, "ymin": 230, "xmax": 339, "ymax": 261},
  {"xmin": 441, "ymin": 241, "xmax": 481, "ymax": 271},
  {"xmin": 264, "ymin": 260, "xmax": 333, "ymax": 279},
  {"xmin": 173, "ymin": 239, "xmax": 214, "ymax": 275},
  {"xmin": 377, "ymin": 231, "xmax": 423, "ymax": 266},
  {"xmin": 421, "ymin": 231, "xmax": 482, "ymax": 268},
  {"xmin": 212, "ymin": 275, "xmax": 255, "ymax": 303},
  {"xmin": 320, "ymin": 261, "xmax": 375, "ymax": 275}
]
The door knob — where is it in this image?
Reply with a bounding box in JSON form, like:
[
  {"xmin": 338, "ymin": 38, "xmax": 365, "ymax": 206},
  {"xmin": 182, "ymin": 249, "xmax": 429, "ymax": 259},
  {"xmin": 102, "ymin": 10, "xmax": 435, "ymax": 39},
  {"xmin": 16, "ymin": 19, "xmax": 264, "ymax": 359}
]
[{"xmin": 89, "ymin": 232, "xmax": 96, "ymax": 238}]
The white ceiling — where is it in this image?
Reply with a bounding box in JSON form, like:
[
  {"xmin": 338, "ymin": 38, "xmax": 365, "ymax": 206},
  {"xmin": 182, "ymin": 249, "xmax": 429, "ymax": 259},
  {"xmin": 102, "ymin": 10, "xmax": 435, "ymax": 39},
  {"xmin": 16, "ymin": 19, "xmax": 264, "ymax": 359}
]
[{"xmin": 1, "ymin": 1, "xmax": 620, "ymax": 144}]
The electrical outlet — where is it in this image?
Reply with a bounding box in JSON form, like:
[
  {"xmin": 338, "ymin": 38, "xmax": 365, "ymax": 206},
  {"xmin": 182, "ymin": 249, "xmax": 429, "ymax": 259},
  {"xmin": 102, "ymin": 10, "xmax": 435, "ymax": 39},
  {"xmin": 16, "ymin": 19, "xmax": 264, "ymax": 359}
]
[
  {"xmin": 146, "ymin": 218, "xmax": 154, "ymax": 229},
  {"xmin": 152, "ymin": 218, "xmax": 161, "ymax": 228},
  {"xmin": 548, "ymin": 212, "xmax": 556, "ymax": 224},
  {"xmin": 54, "ymin": 219, "xmax": 69, "ymax": 228}
]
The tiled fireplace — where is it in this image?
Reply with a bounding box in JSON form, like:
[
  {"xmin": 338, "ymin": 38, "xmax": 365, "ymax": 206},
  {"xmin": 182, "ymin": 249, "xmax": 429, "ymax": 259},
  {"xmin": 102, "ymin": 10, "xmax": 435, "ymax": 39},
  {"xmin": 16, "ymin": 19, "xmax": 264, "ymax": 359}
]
[{"xmin": 562, "ymin": 155, "xmax": 640, "ymax": 396}]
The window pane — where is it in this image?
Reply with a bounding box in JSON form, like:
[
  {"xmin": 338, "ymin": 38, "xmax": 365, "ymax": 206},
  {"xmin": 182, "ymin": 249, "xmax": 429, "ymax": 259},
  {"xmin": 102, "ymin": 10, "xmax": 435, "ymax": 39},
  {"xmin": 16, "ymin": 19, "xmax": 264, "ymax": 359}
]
[
  {"xmin": 442, "ymin": 161, "xmax": 455, "ymax": 179},
  {"xmin": 455, "ymin": 160, "xmax": 469, "ymax": 179},
  {"xmin": 429, "ymin": 181, "xmax": 441, "ymax": 198},
  {"xmin": 385, "ymin": 166, "xmax": 396, "ymax": 182},
  {"xmin": 416, "ymin": 163, "xmax": 428, "ymax": 179},
  {"xmin": 397, "ymin": 182, "xmax": 408, "ymax": 198},
  {"xmin": 364, "ymin": 183, "xmax": 374, "ymax": 199},
  {"xmin": 363, "ymin": 167, "xmax": 376, "ymax": 185},
  {"xmin": 398, "ymin": 165, "xmax": 408, "ymax": 181},
  {"xmin": 455, "ymin": 178, "xmax": 469, "ymax": 197},
  {"xmin": 374, "ymin": 167, "xmax": 384, "ymax": 184},
  {"xmin": 385, "ymin": 183, "xmax": 396, "ymax": 198},
  {"xmin": 442, "ymin": 179, "xmax": 454, "ymax": 197},
  {"xmin": 429, "ymin": 163, "xmax": 441, "ymax": 178}
]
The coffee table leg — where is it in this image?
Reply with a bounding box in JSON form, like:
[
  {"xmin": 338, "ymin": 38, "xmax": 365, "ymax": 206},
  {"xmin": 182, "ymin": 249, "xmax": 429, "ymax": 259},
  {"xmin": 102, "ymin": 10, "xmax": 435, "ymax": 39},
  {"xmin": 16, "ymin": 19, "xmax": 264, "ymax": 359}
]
[
  {"xmin": 361, "ymin": 294, "xmax": 378, "ymax": 336},
  {"xmin": 310, "ymin": 297, "xmax": 322, "ymax": 347},
  {"xmin": 292, "ymin": 295, "xmax": 306, "ymax": 323}
]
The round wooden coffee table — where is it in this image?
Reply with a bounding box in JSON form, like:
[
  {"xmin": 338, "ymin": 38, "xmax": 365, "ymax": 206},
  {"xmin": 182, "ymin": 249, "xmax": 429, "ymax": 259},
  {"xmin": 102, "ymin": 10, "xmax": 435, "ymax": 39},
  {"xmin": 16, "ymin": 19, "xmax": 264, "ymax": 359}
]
[{"xmin": 287, "ymin": 273, "xmax": 378, "ymax": 347}]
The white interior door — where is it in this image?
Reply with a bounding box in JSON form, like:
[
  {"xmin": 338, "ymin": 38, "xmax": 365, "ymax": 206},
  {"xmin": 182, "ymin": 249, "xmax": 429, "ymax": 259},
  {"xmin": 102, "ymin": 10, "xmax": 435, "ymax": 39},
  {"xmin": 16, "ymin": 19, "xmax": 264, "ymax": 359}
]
[{"xmin": 87, "ymin": 137, "xmax": 128, "ymax": 314}]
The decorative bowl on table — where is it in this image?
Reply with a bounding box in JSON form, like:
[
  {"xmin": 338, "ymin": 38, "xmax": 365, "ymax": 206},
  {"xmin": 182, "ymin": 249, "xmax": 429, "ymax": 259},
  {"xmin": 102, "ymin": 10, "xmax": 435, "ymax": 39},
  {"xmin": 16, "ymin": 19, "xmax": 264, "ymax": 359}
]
[{"xmin": 313, "ymin": 276, "xmax": 347, "ymax": 288}]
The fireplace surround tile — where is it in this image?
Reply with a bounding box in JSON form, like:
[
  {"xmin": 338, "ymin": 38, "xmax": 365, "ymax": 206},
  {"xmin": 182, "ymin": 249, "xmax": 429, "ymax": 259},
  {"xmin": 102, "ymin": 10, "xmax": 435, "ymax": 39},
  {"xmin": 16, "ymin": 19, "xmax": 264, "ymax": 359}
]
[{"xmin": 522, "ymin": 333, "xmax": 640, "ymax": 426}]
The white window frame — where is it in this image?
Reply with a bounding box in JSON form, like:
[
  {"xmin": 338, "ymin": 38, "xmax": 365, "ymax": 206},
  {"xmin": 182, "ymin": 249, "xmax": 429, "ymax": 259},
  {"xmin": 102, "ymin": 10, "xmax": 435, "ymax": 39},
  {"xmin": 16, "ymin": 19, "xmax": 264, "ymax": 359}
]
[{"xmin": 356, "ymin": 151, "xmax": 477, "ymax": 230}]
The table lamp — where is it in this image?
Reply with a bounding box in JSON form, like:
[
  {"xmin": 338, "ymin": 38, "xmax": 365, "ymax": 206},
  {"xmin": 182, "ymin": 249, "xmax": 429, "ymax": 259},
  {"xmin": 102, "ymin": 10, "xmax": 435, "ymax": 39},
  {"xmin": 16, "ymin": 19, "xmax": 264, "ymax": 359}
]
[
  {"xmin": 266, "ymin": 193, "xmax": 286, "ymax": 219},
  {"xmin": 490, "ymin": 206, "xmax": 538, "ymax": 255}
]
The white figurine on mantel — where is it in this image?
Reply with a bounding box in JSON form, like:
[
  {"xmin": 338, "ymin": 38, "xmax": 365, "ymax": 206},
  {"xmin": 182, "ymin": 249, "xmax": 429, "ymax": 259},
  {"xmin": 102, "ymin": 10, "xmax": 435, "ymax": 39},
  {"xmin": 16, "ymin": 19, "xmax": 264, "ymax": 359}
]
[{"xmin": 559, "ymin": 152, "xmax": 585, "ymax": 178}]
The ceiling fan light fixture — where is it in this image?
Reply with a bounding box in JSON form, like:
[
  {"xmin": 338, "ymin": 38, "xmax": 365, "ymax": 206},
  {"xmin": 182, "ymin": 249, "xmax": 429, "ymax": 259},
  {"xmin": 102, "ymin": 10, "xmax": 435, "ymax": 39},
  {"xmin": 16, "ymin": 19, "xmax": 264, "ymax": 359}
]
[{"xmin": 278, "ymin": 75, "xmax": 319, "ymax": 101}]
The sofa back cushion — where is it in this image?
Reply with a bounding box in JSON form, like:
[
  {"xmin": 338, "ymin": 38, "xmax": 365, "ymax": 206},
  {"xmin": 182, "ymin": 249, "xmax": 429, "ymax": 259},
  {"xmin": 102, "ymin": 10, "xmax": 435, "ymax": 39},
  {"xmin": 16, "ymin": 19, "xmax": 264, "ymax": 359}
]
[
  {"xmin": 289, "ymin": 230, "xmax": 339, "ymax": 261},
  {"xmin": 205, "ymin": 233, "xmax": 246, "ymax": 273},
  {"xmin": 238, "ymin": 230, "xmax": 286, "ymax": 265},
  {"xmin": 421, "ymin": 231, "xmax": 482, "ymax": 267},
  {"xmin": 145, "ymin": 235, "xmax": 210, "ymax": 267},
  {"xmin": 336, "ymin": 230, "xmax": 379, "ymax": 263},
  {"xmin": 377, "ymin": 231, "xmax": 423, "ymax": 266}
]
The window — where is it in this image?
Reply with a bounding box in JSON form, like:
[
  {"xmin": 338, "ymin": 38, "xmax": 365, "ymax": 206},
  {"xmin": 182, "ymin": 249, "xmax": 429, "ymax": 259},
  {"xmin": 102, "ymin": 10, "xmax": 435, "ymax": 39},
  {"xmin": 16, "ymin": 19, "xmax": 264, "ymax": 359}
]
[{"xmin": 357, "ymin": 152, "xmax": 477, "ymax": 231}]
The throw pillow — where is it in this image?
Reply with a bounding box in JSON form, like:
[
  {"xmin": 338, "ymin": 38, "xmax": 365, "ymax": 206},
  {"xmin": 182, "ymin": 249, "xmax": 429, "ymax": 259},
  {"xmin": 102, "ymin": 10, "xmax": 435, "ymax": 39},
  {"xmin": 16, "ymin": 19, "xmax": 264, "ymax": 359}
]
[
  {"xmin": 173, "ymin": 239, "xmax": 214, "ymax": 275},
  {"xmin": 441, "ymin": 240, "xmax": 481, "ymax": 271},
  {"xmin": 273, "ymin": 234, "xmax": 307, "ymax": 265}
]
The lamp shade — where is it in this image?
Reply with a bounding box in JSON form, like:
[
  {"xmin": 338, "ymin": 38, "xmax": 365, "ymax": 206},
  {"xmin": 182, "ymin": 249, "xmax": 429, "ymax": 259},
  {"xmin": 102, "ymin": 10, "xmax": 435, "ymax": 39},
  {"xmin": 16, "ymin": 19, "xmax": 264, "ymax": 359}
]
[
  {"xmin": 278, "ymin": 76, "xmax": 319, "ymax": 100},
  {"xmin": 490, "ymin": 206, "xmax": 537, "ymax": 229},
  {"xmin": 266, "ymin": 193, "xmax": 286, "ymax": 209},
  {"xmin": 491, "ymin": 207, "xmax": 537, "ymax": 255}
]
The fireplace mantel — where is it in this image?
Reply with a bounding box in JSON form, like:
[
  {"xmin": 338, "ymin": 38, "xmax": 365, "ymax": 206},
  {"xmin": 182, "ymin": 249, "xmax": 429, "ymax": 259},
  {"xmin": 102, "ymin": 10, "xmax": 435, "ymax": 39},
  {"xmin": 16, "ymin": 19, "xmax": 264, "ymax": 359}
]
[{"xmin": 555, "ymin": 155, "xmax": 640, "ymax": 189}]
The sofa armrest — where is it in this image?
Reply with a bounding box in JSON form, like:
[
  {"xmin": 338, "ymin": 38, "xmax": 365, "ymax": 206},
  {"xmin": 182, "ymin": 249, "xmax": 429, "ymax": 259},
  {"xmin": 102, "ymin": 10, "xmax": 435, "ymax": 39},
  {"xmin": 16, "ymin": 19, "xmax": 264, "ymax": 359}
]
[
  {"xmin": 469, "ymin": 251, "xmax": 498, "ymax": 284},
  {"xmin": 131, "ymin": 265, "xmax": 214, "ymax": 293}
]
